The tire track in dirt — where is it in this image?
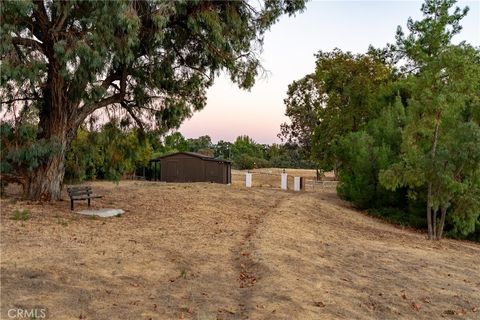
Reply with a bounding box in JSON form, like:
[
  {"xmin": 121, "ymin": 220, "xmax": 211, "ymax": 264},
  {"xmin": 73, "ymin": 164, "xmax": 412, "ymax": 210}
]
[{"xmin": 230, "ymin": 190, "xmax": 296, "ymax": 319}]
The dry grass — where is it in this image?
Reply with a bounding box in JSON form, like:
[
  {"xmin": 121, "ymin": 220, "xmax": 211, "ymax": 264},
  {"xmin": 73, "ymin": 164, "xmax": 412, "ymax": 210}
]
[
  {"xmin": 231, "ymin": 168, "xmax": 336, "ymax": 190},
  {"xmin": 1, "ymin": 175, "xmax": 479, "ymax": 320}
]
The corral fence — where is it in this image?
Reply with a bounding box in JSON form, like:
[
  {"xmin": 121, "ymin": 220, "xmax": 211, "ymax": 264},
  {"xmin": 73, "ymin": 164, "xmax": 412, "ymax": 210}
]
[{"xmin": 231, "ymin": 170, "xmax": 338, "ymax": 192}]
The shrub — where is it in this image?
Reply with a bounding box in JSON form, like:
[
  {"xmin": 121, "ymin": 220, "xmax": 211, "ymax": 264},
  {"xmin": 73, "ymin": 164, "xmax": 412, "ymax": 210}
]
[{"xmin": 233, "ymin": 154, "xmax": 270, "ymax": 170}]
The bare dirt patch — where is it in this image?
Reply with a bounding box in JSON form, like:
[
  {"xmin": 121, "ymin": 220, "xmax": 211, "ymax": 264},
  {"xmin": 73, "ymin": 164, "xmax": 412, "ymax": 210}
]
[{"xmin": 1, "ymin": 178, "xmax": 479, "ymax": 319}]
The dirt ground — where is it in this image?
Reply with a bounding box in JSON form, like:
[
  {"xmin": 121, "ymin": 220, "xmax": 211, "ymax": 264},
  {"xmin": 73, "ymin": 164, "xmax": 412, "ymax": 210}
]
[
  {"xmin": 231, "ymin": 168, "xmax": 336, "ymax": 190},
  {"xmin": 1, "ymin": 173, "xmax": 479, "ymax": 319}
]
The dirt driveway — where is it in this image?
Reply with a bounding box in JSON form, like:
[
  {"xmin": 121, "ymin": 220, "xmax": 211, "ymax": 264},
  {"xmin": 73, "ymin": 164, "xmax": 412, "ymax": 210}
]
[{"xmin": 1, "ymin": 181, "xmax": 479, "ymax": 319}]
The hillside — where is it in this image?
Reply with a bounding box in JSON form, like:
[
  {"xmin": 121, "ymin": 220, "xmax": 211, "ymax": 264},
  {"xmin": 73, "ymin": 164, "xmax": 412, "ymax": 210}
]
[{"xmin": 1, "ymin": 178, "xmax": 479, "ymax": 319}]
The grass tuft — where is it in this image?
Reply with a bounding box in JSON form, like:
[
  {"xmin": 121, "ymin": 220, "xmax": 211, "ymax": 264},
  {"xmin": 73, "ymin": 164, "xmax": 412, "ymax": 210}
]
[
  {"xmin": 11, "ymin": 209, "xmax": 30, "ymax": 221},
  {"xmin": 180, "ymin": 267, "xmax": 188, "ymax": 279}
]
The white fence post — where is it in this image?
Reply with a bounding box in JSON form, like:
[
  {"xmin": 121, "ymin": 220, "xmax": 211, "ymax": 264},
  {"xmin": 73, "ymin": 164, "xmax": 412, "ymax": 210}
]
[
  {"xmin": 281, "ymin": 173, "xmax": 288, "ymax": 190},
  {"xmin": 294, "ymin": 177, "xmax": 301, "ymax": 191},
  {"xmin": 245, "ymin": 172, "xmax": 252, "ymax": 188}
]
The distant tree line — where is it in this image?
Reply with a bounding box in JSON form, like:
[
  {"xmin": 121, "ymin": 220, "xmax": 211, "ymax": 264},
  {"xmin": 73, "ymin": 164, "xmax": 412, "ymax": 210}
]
[
  {"xmin": 0, "ymin": 0, "xmax": 306, "ymax": 200},
  {"xmin": 69, "ymin": 128, "xmax": 315, "ymax": 178},
  {"xmin": 1, "ymin": 119, "xmax": 315, "ymax": 185},
  {"xmin": 280, "ymin": 0, "xmax": 480, "ymax": 241}
]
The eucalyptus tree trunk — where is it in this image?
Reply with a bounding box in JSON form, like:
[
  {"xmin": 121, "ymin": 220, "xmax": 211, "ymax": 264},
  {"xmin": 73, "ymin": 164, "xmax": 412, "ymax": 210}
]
[
  {"xmin": 25, "ymin": 125, "xmax": 73, "ymax": 201},
  {"xmin": 25, "ymin": 66, "xmax": 76, "ymax": 201},
  {"xmin": 26, "ymin": 140, "xmax": 67, "ymax": 201}
]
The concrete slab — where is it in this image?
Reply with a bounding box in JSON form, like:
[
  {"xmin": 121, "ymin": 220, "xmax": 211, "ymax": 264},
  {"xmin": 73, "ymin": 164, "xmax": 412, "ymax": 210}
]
[{"xmin": 78, "ymin": 208, "xmax": 124, "ymax": 217}]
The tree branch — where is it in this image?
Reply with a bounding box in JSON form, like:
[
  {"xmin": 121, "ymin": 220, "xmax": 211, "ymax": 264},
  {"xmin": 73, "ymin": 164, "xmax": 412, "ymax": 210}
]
[
  {"xmin": 171, "ymin": 43, "xmax": 212, "ymax": 82},
  {"xmin": 1, "ymin": 97, "xmax": 38, "ymax": 105},
  {"xmin": 53, "ymin": 1, "xmax": 69, "ymax": 32},
  {"xmin": 121, "ymin": 101, "xmax": 144, "ymax": 132},
  {"xmin": 77, "ymin": 93, "xmax": 124, "ymax": 124},
  {"xmin": 11, "ymin": 37, "xmax": 45, "ymax": 53},
  {"xmin": 32, "ymin": 0, "xmax": 51, "ymax": 40}
]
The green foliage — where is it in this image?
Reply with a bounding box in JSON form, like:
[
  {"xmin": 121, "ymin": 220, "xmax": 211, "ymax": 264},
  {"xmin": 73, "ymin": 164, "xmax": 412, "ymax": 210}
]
[
  {"xmin": 231, "ymin": 135, "xmax": 267, "ymax": 169},
  {"xmin": 280, "ymin": 0, "xmax": 479, "ymax": 241},
  {"xmin": 11, "ymin": 209, "xmax": 30, "ymax": 221},
  {"xmin": 66, "ymin": 127, "xmax": 315, "ymax": 179},
  {"xmin": 187, "ymin": 136, "xmax": 212, "ymax": 153},
  {"xmin": 1, "ymin": 121, "xmax": 61, "ymax": 175},
  {"xmin": 340, "ymin": 95, "xmax": 410, "ymax": 210},
  {"xmin": 269, "ymin": 143, "xmax": 316, "ymax": 169},
  {"xmin": 231, "ymin": 136, "xmax": 263, "ymax": 159},
  {"xmin": 335, "ymin": 128, "xmax": 405, "ymax": 210},
  {"xmin": 214, "ymin": 140, "xmax": 233, "ymax": 159},
  {"xmin": 379, "ymin": 0, "xmax": 480, "ymax": 239},
  {"xmin": 281, "ymin": 49, "xmax": 393, "ymax": 171},
  {"xmin": 335, "ymin": 132, "xmax": 377, "ymax": 208},
  {"xmin": 196, "ymin": 148, "xmax": 215, "ymax": 157},
  {"xmin": 180, "ymin": 267, "xmax": 188, "ymax": 279},
  {"xmin": 65, "ymin": 121, "xmax": 152, "ymax": 182},
  {"xmin": 447, "ymin": 171, "xmax": 480, "ymax": 239},
  {"xmin": 155, "ymin": 132, "xmax": 189, "ymax": 156},
  {"xmin": 64, "ymin": 128, "xmax": 102, "ymax": 182},
  {"xmin": 279, "ymin": 74, "xmax": 320, "ymax": 152},
  {"xmin": 0, "ymin": 0, "xmax": 306, "ymax": 199},
  {"xmin": 311, "ymin": 50, "xmax": 393, "ymax": 171},
  {"xmin": 227, "ymin": 136, "xmax": 314, "ymax": 170},
  {"xmin": 234, "ymin": 154, "xmax": 269, "ymax": 170}
]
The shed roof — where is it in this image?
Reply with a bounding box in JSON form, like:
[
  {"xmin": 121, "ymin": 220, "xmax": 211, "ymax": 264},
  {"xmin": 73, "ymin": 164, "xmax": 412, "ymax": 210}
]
[{"xmin": 151, "ymin": 151, "xmax": 232, "ymax": 163}]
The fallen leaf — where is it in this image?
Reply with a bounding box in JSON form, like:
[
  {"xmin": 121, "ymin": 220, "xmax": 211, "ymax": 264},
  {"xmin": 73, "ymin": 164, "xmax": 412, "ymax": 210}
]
[
  {"xmin": 219, "ymin": 308, "xmax": 236, "ymax": 314},
  {"xmin": 443, "ymin": 310, "xmax": 456, "ymax": 315},
  {"xmin": 411, "ymin": 302, "xmax": 421, "ymax": 311}
]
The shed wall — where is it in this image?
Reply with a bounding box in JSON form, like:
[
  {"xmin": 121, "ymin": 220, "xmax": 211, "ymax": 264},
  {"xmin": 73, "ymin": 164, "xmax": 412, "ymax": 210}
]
[{"xmin": 159, "ymin": 153, "xmax": 230, "ymax": 184}]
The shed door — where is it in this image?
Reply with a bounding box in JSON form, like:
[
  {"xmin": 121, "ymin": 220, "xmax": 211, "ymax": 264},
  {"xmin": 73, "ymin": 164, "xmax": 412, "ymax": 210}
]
[
  {"xmin": 183, "ymin": 158, "xmax": 198, "ymax": 182},
  {"xmin": 205, "ymin": 162, "xmax": 221, "ymax": 183},
  {"xmin": 165, "ymin": 161, "xmax": 178, "ymax": 182}
]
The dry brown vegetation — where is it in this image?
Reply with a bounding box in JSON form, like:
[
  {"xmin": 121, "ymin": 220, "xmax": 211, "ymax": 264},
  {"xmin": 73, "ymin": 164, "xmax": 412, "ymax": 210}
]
[{"xmin": 1, "ymin": 172, "xmax": 479, "ymax": 319}]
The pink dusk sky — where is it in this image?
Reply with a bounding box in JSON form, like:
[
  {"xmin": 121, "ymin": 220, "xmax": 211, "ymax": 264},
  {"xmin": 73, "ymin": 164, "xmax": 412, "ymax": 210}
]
[{"xmin": 179, "ymin": 0, "xmax": 480, "ymax": 144}]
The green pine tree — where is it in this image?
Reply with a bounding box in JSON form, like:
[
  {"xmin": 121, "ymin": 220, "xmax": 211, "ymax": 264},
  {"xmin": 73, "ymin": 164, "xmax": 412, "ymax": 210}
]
[{"xmin": 380, "ymin": 0, "xmax": 480, "ymax": 240}]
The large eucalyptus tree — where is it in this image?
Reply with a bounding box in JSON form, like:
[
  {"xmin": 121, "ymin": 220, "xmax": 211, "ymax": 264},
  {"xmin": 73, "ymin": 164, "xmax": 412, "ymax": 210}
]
[{"xmin": 0, "ymin": 0, "xmax": 305, "ymax": 200}]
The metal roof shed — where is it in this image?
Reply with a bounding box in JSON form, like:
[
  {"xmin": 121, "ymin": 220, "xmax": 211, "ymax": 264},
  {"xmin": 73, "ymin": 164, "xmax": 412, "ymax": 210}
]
[{"xmin": 150, "ymin": 152, "xmax": 232, "ymax": 184}]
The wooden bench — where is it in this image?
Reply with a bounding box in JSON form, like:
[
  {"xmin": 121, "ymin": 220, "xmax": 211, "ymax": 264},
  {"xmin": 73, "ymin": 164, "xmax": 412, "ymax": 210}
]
[{"xmin": 67, "ymin": 186, "xmax": 102, "ymax": 211}]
